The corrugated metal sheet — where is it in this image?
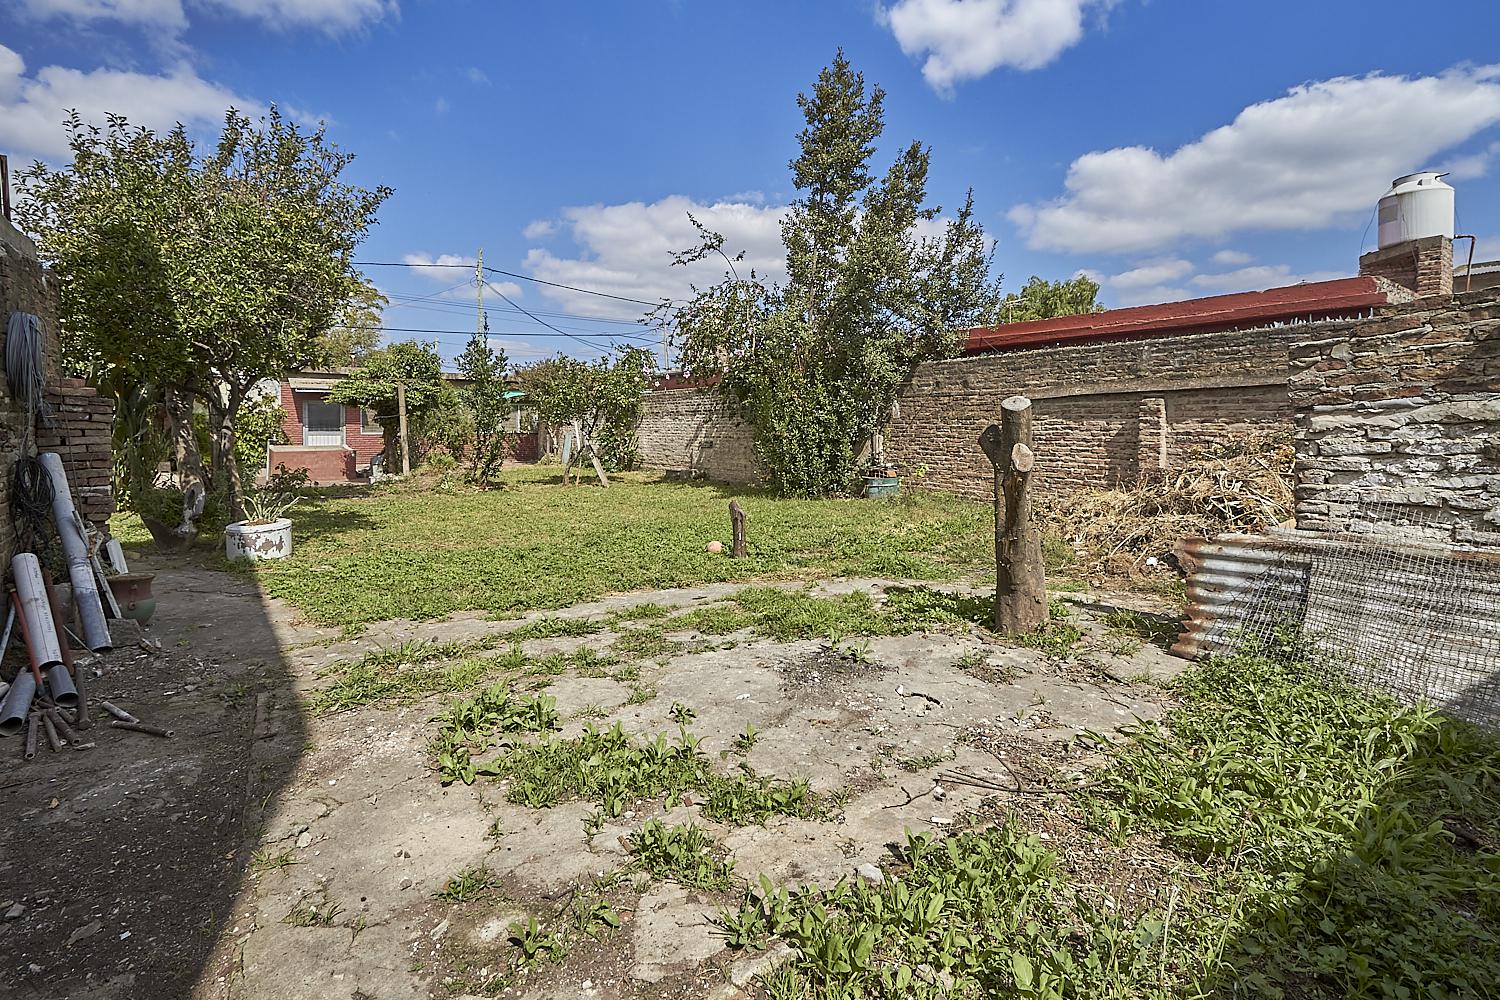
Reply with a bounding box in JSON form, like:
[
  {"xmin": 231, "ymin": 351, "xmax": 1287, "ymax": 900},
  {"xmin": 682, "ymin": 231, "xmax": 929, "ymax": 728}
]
[{"xmin": 1173, "ymin": 528, "xmax": 1500, "ymax": 728}]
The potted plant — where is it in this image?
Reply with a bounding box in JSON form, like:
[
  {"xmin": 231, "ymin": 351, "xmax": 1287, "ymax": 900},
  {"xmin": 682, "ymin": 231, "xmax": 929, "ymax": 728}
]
[
  {"xmin": 224, "ymin": 486, "xmax": 299, "ymax": 562},
  {"xmin": 861, "ymin": 459, "xmax": 901, "ymax": 499}
]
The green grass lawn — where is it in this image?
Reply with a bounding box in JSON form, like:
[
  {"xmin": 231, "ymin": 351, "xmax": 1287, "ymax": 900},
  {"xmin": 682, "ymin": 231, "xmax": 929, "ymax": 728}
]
[{"xmin": 116, "ymin": 465, "xmax": 995, "ymax": 626}]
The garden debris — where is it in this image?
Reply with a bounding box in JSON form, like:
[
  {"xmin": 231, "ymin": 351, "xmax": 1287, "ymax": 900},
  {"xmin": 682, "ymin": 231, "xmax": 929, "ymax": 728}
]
[{"xmin": 1048, "ymin": 429, "xmax": 1294, "ymax": 575}]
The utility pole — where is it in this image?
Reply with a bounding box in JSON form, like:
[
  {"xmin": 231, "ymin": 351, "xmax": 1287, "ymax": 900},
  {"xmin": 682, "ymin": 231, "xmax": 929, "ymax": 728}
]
[
  {"xmin": 396, "ymin": 382, "xmax": 411, "ymax": 475},
  {"xmin": 475, "ymin": 248, "xmax": 485, "ymax": 337}
]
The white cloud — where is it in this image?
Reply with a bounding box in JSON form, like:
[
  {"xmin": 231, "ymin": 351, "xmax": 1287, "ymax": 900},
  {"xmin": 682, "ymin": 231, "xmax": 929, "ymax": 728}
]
[
  {"xmin": 15, "ymin": 0, "xmax": 396, "ymax": 35},
  {"xmin": 0, "ymin": 45, "xmax": 258, "ymax": 161},
  {"xmin": 400, "ymin": 252, "xmax": 523, "ymax": 301},
  {"xmin": 195, "ymin": 0, "xmax": 398, "ymax": 34},
  {"xmin": 880, "ymin": 0, "xmax": 1112, "ymax": 92},
  {"xmin": 1100, "ymin": 258, "xmax": 1192, "ymax": 290},
  {"xmin": 16, "ymin": 0, "xmax": 188, "ymax": 32},
  {"xmin": 522, "ymin": 218, "xmax": 557, "ymax": 240},
  {"xmin": 465, "ymin": 67, "xmax": 490, "ymax": 85},
  {"xmin": 1011, "ymin": 65, "xmax": 1500, "ymax": 254},
  {"xmin": 522, "ymin": 196, "xmax": 790, "ymax": 320},
  {"xmin": 433, "ymin": 96, "xmax": 449, "ymax": 114},
  {"xmin": 1211, "ymin": 249, "xmax": 1253, "ymax": 266},
  {"xmin": 1442, "ymin": 140, "xmax": 1500, "ymax": 181},
  {"xmin": 1189, "ymin": 264, "xmax": 1344, "ymax": 293}
]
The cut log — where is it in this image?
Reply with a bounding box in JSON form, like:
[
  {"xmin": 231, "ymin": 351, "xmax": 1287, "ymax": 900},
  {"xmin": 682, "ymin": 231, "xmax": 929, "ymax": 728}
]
[{"xmin": 978, "ymin": 395, "xmax": 1047, "ymax": 636}]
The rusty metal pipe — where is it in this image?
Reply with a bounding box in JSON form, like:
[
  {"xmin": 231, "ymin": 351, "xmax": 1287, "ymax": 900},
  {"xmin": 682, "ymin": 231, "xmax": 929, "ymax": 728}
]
[
  {"xmin": 40, "ymin": 711, "xmax": 62, "ymax": 751},
  {"xmin": 40, "ymin": 567, "xmax": 85, "ymax": 724},
  {"xmin": 110, "ymin": 720, "xmax": 173, "ymax": 738},
  {"xmin": 100, "ymin": 701, "xmax": 139, "ymax": 725},
  {"xmin": 46, "ymin": 707, "xmax": 83, "ymax": 746},
  {"xmin": 23, "ymin": 712, "xmax": 38, "ymax": 759}
]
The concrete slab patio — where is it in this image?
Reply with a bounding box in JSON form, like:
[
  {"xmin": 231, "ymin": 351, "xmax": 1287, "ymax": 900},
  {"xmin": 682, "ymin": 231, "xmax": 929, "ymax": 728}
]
[{"xmin": 0, "ymin": 559, "xmax": 1188, "ymax": 1000}]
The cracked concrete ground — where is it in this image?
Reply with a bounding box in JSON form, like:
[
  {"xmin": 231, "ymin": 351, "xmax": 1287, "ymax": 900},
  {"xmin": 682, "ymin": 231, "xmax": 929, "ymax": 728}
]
[{"xmin": 2, "ymin": 562, "xmax": 1188, "ymax": 1000}]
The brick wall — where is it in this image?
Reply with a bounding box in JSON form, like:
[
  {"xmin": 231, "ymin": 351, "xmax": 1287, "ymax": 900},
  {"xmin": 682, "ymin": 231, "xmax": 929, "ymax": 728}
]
[
  {"xmin": 1358, "ymin": 236, "xmax": 1453, "ymax": 299},
  {"xmin": 637, "ymin": 387, "xmax": 763, "ymax": 485},
  {"xmin": 37, "ymin": 379, "xmax": 115, "ymax": 528},
  {"xmin": 1288, "ymin": 288, "xmax": 1500, "ymax": 545},
  {"xmin": 268, "ymin": 445, "xmax": 356, "ymax": 484},
  {"xmin": 884, "ymin": 325, "xmax": 1302, "ymax": 499}
]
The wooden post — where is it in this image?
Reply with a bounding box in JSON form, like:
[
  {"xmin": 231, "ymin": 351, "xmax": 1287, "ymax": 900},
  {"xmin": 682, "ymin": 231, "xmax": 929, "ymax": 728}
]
[
  {"xmin": 396, "ymin": 382, "xmax": 411, "ymax": 475},
  {"xmin": 729, "ymin": 501, "xmax": 747, "ymax": 558},
  {"xmin": 978, "ymin": 395, "xmax": 1046, "ymax": 635}
]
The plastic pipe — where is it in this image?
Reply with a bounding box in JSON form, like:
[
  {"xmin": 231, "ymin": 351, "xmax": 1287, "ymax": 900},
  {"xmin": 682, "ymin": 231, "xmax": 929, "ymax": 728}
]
[
  {"xmin": 12, "ymin": 553, "xmax": 63, "ymax": 669},
  {"xmin": 0, "ymin": 670, "xmax": 37, "ymax": 736},
  {"xmin": 24, "ymin": 713, "xmax": 38, "ymax": 758},
  {"xmin": 105, "ymin": 539, "xmax": 128, "ymax": 575},
  {"xmin": 39, "ymin": 453, "xmax": 112, "ymax": 653},
  {"xmin": 41, "ymin": 567, "xmax": 86, "ymax": 725},
  {"xmin": 45, "ymin": 664, "xmax": 78, "ymax": 709}
]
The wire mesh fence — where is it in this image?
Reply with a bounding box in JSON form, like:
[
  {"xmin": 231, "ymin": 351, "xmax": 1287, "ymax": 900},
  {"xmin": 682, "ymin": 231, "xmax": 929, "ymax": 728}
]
[{"xmin": 1180, "ymin": 503, "xmax": 1500, "ymax": 728}]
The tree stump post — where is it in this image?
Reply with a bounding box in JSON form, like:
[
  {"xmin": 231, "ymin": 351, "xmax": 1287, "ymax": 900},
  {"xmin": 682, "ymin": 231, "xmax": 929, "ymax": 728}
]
[
  {"xmin": 729, "ymin": 501, "xmax": 748, "ymax": 558},
  {"xmin": 978, "ymin": 395, "xmax": 1046, "ymax": 635}
]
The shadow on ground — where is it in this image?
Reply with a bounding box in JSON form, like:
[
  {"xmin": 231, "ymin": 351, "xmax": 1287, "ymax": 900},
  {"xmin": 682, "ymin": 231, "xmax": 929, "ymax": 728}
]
[{"xmin": 0, "ymin": 551, "xmax": 309, "ymax": 1000}]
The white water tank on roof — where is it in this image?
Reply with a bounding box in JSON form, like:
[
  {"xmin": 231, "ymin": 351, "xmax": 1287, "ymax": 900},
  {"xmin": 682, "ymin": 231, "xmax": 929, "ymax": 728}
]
[{"xmin": 1377, "ymin": 171, "xmax": 1454, "ymax": 249}]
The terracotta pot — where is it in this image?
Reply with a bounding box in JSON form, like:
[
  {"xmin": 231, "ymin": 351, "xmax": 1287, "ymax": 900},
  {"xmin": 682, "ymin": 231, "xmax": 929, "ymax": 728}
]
[{"xmin": 106, "ymin": 573, "xmax": 157, "ymax": 625}]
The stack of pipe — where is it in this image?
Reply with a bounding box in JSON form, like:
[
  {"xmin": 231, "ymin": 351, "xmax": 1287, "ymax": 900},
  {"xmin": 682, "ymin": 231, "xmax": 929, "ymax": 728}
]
[{"xmin": 0, "ymin": 553, "xmax": 79, "ymax": 737}]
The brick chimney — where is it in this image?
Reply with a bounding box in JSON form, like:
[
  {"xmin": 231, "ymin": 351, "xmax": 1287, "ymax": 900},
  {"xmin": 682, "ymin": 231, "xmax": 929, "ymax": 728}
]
[{"xmin": 1358, "ymin": 235, "xmax": 1453, "ymax": 298}]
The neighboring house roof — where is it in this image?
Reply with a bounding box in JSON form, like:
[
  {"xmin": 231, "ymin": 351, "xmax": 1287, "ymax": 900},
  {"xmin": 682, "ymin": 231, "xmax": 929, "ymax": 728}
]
[
  {"xmin": 283, "ymin": 368, "xmax": 472, "ymax": 391},
  {"xmin": 962, "ymin": 276, "xmax": 1401, "ymax": 355}
]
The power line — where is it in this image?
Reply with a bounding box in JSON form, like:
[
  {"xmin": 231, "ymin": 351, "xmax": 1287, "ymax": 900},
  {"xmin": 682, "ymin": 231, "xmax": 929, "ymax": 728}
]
[
  {"xmin": 342, "ymin": 323, "xmax": 653, "ymax": 344},
  {"xmin": 382, "ymin": 291, "xmax": 648, "ymax": 328},
  {"xmin": 354, "ymin": 259, "xmax": 665, "ymax": 307}
]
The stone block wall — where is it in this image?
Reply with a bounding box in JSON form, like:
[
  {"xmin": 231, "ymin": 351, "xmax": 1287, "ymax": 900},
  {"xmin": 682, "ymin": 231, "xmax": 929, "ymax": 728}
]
[
  {"xmin": 637, "ymin": 386, "xmax": 762, "ymax": 486},
  {"xmin": 1288, "ymin": 289, "xmax": 1500, "ymax": 545},
  {"xmin": 884, "ymin": 325, "xmax": 1302, "ymax": 499}
]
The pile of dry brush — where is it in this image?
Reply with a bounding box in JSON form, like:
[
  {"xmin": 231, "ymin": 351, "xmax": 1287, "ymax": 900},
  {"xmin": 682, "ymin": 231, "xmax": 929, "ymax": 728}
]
[{"xmin": 1048, "ymin": 429, "xmax": 1295, "ymax": 576}]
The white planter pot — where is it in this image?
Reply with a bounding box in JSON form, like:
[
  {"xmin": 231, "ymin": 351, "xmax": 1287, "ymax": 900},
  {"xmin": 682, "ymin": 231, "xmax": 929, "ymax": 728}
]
[{"xmin": 225, "ymin": 518, "xmax": 293, "ymax": 562}]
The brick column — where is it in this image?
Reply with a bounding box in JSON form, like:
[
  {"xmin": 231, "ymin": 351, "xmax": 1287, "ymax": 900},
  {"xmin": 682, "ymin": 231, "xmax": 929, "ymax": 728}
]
[{"xmin": 1137, "ymin": 396, "xmax": 1168, "ymax": 477}]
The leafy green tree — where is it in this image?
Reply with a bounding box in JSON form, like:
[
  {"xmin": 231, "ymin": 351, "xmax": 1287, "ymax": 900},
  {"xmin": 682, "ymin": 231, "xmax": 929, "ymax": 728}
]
[
  {"xmin": 314, "ymin": 277, "xmax": 387, "ymax": 368},
  {"xmin": 514, "ymin": 348, "xmax": 653, "ymax": 473},
  {"xmin": 996, "ymin": 275, "xmax": 1103, "ymax": 324},
  {"xmin": 17, "ymin": 108, "xmax": 390, "ymax": 518},
  {"xmin": 455, "ymin": 322, "xmax": 512, "ymax": 484},
  {"xmin": 662, "ymin": 52, "xmax": 1002, "ymax": 496},
  {"xmin": 328, "ymin": 340, "xmax": 449, "ymax": 468}
]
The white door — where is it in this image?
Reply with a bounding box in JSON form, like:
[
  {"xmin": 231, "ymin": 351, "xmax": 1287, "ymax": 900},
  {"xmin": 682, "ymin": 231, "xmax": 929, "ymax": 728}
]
[{"xmin": 303, "ymin": 400, "xmax": 346, "ymax": 447}]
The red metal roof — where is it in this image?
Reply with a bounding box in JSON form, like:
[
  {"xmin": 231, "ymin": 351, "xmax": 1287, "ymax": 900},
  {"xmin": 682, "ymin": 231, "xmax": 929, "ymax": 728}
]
[{"xmin": 963, "ymin": 277, "xmax": 1395, "ymax": 354}]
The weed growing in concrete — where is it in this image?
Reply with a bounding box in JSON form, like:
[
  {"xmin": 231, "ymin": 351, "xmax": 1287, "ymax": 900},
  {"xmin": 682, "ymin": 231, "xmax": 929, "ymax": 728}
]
[
  {"xmin": 627, "ymin": 819, "xmax": 736, "ymax": 890},
  {"xmin": 431, "ymin": 683, "xmax": 560, "ymax": 785},
  {"xmin": 483, "ymin": 721, "xmax": 819, "ymax": 825},
  {"xmin": 626, "ymin": 684, "xmax": 655, "ymax": 705},
  {"xmin": 669, "ymin": 701, "xmax": 696, "ymax": 725},
  {"xmin": 308, "ymin": 639, "xmax": 526, "ymax": 713},
  {"xmin": 508, "ymin": 915, "xmax": 567, "ymax": 966},
  {"xmin": 249, "ymin": 849, "xmax": 300, "ymax": 873},
  {"xmin": 897, "ymin": 752, "xmax": 947, "ymax": 773},
  {"xmin": 732, "ymin": 723, "xmax": 759, "ymax": 754},
  {"xmin": 434, "ymin": 865, "xmax": 496, "ymax": 903},
  {"xmin": 506, "ymin": 616, "xmax": 604, "ymax": 642},
  {"xmin": 283, "ymin": 893, "xmax": 344, "ymax": 927},
  {"xmin": 1101, "ymin": 608, "xmax": 1180, "ymax": 648}
]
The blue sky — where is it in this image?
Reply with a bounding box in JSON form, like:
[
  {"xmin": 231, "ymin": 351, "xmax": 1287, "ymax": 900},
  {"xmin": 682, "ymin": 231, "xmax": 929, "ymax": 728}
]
[{"xmin": 3, "ymin": 0, "xmax": 1499, "ymax": 365}]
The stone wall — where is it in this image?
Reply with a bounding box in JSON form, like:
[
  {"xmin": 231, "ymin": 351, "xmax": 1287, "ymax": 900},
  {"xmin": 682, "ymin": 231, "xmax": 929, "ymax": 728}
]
[
  {"xmin": 1288, "ymin": 288, "xmax": 1500, "ymax": 546},
  {"xmin": 884, "ymin": 324, "xmax": 1301, "ymax": 499},
  {"xmin": 1358, "ymin": 235, "xmax": 1453, "ymax": 299},
  {"xmin": 637, "ymin": 386, "xmax": 762, "ymax": 485},
  {"xmin": 0, "ymin": 217, "xmax": 114, "ymax": 565}
]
